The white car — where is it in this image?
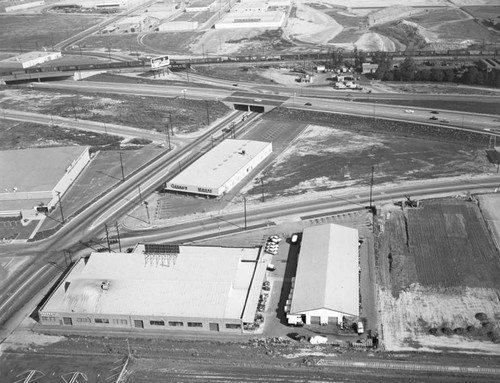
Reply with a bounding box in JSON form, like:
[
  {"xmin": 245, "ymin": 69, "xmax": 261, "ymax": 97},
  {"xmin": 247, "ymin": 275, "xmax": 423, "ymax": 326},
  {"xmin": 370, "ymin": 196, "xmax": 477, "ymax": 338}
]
[
  {"xmin": 269, "ymin": 236, "xmax": 281, "ymax": 243},
  {"xmin": 404, "ymin": 109, "xmax": 414, "ymax": 114}
]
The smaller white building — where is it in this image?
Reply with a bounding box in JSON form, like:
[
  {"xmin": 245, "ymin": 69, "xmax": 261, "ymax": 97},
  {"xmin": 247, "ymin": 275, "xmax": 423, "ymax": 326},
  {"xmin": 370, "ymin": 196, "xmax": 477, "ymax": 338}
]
[
  {"xmin": 166, "ymin": 139, "xmax": 272, "ymax": 197},
  {"xmin": 185, "ymin": 0, "xmax": 216, "ymax": 12},
  {"xmin": 287, "ymin": 224, "xmax": 359, "ymax": 326},
  {"xmin": 0, "ymin": 51, "xmax": 62, "ymax": 70}
]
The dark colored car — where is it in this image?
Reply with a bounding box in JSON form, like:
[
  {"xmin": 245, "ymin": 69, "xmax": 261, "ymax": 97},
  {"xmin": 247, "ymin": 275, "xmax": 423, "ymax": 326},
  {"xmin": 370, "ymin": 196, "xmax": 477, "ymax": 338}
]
[
  {"xmin": 305, "ymin": 102, "xmax": 312, "ymax": 106},
  {"xmin": 430, "ymin": 110, "xmax": 439, "ymax": 114},
  {"xmin": 429, "ymin": 116, "xmax": 438, "ymax": 120}
]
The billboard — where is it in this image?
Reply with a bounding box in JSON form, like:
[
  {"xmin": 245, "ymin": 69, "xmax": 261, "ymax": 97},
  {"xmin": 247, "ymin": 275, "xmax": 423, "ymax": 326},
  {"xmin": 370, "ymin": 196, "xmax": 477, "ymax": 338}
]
[{"xmin": 150, "ymin": 55, "xmax": 170, "ymax": 70}]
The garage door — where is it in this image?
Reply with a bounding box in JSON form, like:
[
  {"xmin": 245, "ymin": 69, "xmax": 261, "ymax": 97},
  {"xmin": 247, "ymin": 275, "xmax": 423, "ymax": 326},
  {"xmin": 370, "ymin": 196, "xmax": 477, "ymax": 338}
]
[{"xmin": 310, "ymin": 316, "xmax": 321, "ymax": 325}]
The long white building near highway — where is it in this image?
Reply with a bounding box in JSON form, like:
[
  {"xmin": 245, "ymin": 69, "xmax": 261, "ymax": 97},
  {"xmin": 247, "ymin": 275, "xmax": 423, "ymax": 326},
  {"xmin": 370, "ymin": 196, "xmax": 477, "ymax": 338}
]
[{"xmin": 165, "ymin": 139, "xmax": 272, "ymax": 198}]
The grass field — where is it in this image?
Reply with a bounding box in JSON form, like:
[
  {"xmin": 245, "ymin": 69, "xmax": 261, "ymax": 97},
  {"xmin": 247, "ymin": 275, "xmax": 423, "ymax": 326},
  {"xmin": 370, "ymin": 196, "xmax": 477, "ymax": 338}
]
[{"xmin": 0, "ymin": 14, "xmax": 106, "ymax": 50}]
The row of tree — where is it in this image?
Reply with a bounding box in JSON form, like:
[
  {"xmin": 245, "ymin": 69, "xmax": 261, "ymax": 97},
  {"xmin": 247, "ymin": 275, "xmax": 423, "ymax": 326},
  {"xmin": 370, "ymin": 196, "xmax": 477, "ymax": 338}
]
[{"xmin": 371, "ymin": 55, "xmax": 500, "ymax": 88}]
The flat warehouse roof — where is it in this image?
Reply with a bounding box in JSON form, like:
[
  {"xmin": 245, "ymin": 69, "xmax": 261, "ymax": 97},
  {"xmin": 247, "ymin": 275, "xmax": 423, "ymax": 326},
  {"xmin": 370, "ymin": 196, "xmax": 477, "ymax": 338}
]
[
  {"xmin": 290, "ymin": 224, "xmax": 359, "ymax": 317},
  {"xmin": 167, "ymin": 139, "xmax": 272, "ymax": 193},
  {"xmin": 42, "ymin": 246, "xmax": 261, "ymax": 319},
  {"xmin": 0, "ymin": 146, "xmax": 89, "ymax": 193}
]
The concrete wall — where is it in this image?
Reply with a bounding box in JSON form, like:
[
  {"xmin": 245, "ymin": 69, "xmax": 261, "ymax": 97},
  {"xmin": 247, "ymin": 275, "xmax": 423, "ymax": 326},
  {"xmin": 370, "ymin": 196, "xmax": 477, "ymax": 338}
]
[
  {"xmin": 158, "ymin": 21, "xmax": 198, "ymax": 32},
  {"xmin": 48, "ymin": 147, "xmax": 90, "ymax": 209}
]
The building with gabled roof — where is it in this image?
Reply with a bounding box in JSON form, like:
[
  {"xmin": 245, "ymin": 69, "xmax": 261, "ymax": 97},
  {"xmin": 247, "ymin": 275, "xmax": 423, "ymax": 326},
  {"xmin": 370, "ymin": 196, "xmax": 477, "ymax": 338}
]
[{"xmin": 287, "ymin": 223, "xmax": 359, "ymax": 325}]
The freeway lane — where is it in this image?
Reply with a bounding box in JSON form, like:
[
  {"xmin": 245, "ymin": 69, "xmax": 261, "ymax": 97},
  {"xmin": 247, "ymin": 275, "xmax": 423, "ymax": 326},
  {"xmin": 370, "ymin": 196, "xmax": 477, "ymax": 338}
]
[{"xmin": 30, "ymin": 81, "xmax": 500, "ymax": 133}]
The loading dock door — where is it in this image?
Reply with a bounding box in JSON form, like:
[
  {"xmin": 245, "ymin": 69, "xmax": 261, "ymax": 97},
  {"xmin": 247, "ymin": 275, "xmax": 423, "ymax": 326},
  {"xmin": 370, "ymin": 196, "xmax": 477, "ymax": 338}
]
[
  {"xmin": 134, "ymin": 320, "xmax": 144, "ymax": 329},
  {"xmin": 209, "ymin": 323, "xmax": 219, "ymax": 332},
  {"xmin": 310, "ymin": 316, "xmax": 321, "ymax": 325},
  {"xmin": 63, "ymin": 317, "xmax": 73, "ymax": 325}
]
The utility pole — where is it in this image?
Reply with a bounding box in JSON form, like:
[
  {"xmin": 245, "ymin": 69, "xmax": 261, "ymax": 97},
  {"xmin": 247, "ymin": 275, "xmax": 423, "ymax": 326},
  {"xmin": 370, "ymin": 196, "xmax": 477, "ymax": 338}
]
[
  {"xmin": 56, "ymin": 191, "xmax": 65, "ymax": 224},
  {"xmin": 119, "ymin": 152, "xmax": 125, "ymax": 181},
  {"xmin": 369, "ymin": 166, "xmax": 374, "ymax": 210},
  {"xmin": 206, "ymin": 100, "xmax": 210, "ymax": 125},
  {"xmin": 104, "ymin": 223, "xmax": 111, "ymax": 252},
  {"xmin": 169, "ymin": 112, "xmax": 174, "ymax": 135},
  {"xmin": 243, "ymin": 196, "xmax": 247, "ymax": 229},
  {"xmin": 138, "ymin": 186, "xmax": 143, "ymax": 204},
  {"xmin": 71, "ymin": 100, "xmax": 77, "ymax": 121},
  {"xmin": 144, "ymin": 201, "xmax": 151, "ymax": 224},
  {"xmin": 165, "ymin": 124, "xmax": 171, "ymax": 150},
  {"xmin": 260, "ymin": 178, "xmax": 265, "ymax": 202},
  {"xmin": 211, "ymin": 136, "xmax": 214, "ymax": 148},
  {"xmin": 115, "ymin": 221, "xmax": 122, "ymax": 252}
]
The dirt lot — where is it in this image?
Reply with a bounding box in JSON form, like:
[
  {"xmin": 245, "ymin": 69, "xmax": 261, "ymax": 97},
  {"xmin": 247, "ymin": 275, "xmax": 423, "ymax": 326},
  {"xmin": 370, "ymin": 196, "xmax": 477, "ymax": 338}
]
[
  {"xmin": 0, "ymin": 14, "xmax": 106, "ymax": 50},
  {"xmin": 376, "ymin": 197, "xmax": 500, "ymax": 353},
  {"xmin": 233, "ymin": 109, "xmax": 494, "ymax": 201},
  {"xmin": 0, "ymin": 88, "xmax": 230, "ymax": 136}
]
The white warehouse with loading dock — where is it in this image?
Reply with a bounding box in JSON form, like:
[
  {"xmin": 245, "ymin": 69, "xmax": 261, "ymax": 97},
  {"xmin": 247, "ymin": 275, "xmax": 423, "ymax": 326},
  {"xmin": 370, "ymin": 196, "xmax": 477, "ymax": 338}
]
[
  {"xmin": 286, "ymin": 223, "xmax": 360, "ymax": 326},
  {"xmin": 165, "ymin": 139, "xmax": 272, "ymax": 198},
  {"xmin": 39, "ymin": 243, "xmax": 268, "ymax": 334}
]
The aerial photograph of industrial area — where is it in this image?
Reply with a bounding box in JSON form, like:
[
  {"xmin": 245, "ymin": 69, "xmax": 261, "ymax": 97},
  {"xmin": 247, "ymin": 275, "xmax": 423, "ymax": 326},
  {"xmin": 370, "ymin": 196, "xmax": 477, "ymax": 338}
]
[{"xmin": 1, "ymin": 0, "xmax": 500, "ymax": 381}]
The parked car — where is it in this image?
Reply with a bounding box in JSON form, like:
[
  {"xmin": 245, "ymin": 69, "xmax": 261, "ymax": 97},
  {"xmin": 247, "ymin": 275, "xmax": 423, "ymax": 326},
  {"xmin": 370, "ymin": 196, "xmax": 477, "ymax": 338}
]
[
  {"xmin": 267, "ymin": 264, "xmax": 276, "ymax": 271},
  {"xmin": 357, "ymin": 321, "xmax": 364, "ymax": 334},
  {"xmin": 291, "ymin": 233, "xmax": 301, "ymax": 244}
]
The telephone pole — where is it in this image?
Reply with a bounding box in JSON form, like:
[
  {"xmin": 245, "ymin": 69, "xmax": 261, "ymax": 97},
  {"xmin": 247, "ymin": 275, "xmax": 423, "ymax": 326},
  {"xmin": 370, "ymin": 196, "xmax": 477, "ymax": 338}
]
[
  {"xmin": 119, "ymin": 152, "xmax": 125, "ymax": 181},
  {"xmin": 115, "ymin": 222, "xmax": 122, "ymax": 252},
  {"xmin": 243, "ymin": 196, "xmax": 247, "ymax": 229},
  {"xmin": 56, "ymin": 191, "xmax": 65, "ymax": 225},
  {"xmin": 369, "ymin": 166, "xmax": 374, "ymax": 210},
  {"xmin": 104, "ymin": 223, "xmax": 111, "ymax": 252}
]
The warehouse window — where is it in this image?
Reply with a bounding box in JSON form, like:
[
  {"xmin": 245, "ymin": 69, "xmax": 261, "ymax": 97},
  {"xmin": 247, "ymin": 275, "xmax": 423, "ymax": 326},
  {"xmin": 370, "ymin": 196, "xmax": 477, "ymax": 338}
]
[
  {"xmin": 150, "ymin": 320, "xmax": 165, "ymax": 326},
  {"xmin": 187, "ymin": 322, "xmax": 203, "ymax": 328},
  {"xmin": 225, "ymin": 323, "xmax": 241, "ymax": 329},
  {"xmin": 76, "ymin": 317, "xmax": 91, "ymax": 323},
  {"xmin": 41, "ymin": 316, "xmax": 58, "ymax": 322},
  {"xmin": 112, "ymin": 319, "xmax": 128, "ymax": 325},
  {"xmin": 95, "ymin": 318, "xmax": 109, "ymax": 324},
  {"xmin": 168, "ymin": 321, "xmax": 184, "ymax": 327}
]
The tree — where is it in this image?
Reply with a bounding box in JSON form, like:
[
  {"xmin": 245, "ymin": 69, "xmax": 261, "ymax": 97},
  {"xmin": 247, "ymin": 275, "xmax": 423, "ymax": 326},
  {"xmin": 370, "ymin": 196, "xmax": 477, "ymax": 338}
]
[
  {"xmin": 443, "ymin": 68, "xmax": 455, "ymax": 83},
  {"xmin": 430, "ymin": 68, "xmax": 444, "ymax": 82},
  {"xmin": 417, "ymin": 69, "xmax": 431, "ymax": 82},
  {"xmin": 399, "ymin": 56, "xmax": 417, "ymax": 81},
  {"xmin": 353, "ymin": 48, "xmax": 367, "ymax": 73}
]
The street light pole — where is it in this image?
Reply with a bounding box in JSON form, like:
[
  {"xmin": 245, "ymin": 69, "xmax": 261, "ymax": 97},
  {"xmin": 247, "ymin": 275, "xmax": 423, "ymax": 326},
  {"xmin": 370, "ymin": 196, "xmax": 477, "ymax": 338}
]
[
  {"xmin": 243, "ymin": 196, "xmax": 247, "ymax": 229},
  {"xmin": 369, "ymin": 166, "xmax": 374, "ymax": 210},
  {"xmin": 144, "ymin": 201, "xmax": 151, "ymax": 224},
  {"xmin": 260, "ymin": 178, "xmax": 265, "ymax": 202},
  {"xmin": 119, "ymin": 152, "xmax": 125, "ymax": 181},
  {"xmin": 56, "ymin": 191, "xmax": 65, "ymax": 225}
]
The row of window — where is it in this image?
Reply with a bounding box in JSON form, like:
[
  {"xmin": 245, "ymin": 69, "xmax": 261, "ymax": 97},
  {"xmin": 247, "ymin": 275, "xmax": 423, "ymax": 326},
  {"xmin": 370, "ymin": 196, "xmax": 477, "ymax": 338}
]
[{"xmin": 44, "ymin": 316, "xmax": 241, "ymax": 330}]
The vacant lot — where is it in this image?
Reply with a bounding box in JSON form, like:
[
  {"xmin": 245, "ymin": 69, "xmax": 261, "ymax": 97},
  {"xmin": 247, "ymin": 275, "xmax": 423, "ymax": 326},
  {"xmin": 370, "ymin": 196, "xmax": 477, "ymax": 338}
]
[
  {"xmin": 0, "ymin": 88, "xmax": 230, "ymax": 136},
  {"xmin": 0, "ymin": 119, "xmax": 124, "ymax": 151},
  {"xmin": 235, "ymin": 109, "xmax": 493, "ymax": 201},
  {"xmin": 0, "ymin": 14, "xmax": 105, "ymax": 50},
  {"xmin": 376, "ymin": 197, "xmax": 500, "ymax": 352}
]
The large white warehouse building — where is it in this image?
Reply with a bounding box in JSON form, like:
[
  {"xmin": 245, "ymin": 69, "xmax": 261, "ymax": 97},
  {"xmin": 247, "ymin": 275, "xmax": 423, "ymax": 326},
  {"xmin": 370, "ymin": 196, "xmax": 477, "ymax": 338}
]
[
  {"xmin": 287, "ymin": 223, "xmax": 360, "ymax": 326},
  {"xmin": 39, "ymin": 243, "xmax": 267, "ymax": 334},
  {"xmin": 166, "ymin": 139, "xmax": 272, "ymax": 197}
]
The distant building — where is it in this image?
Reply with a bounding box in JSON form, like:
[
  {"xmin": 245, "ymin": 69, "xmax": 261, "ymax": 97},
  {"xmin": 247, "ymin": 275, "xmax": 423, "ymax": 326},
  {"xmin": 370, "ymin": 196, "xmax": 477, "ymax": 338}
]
[
  {"xmin": 185, "ymin": 0, "xmax": 216, "ymax": 12},
  {"xmin": 478, "ymin": 58, "xmax": 500, "ymax": 71},
  {"xmin": 214, "ymin": 1, "xmax": 286, "ymax": 29},
  {"xmin": 362, "ymin": 63, "xmax": 378, "ymax": 74},
  {"xmin": 39, "ymin": 243, "xmax": 267, "ymax": 333},
  {"xmin": 165, "ymin": 139, "xmax": 272, "ymax": 197},
  {"xmin": 286, "ymin": 224, "xmax": 359, "ymax": 326},
  {"xmin": 0, "ymin": 146, "xmax": 90, "ymax": 217},
  {"xmin": 0, "ymin": 51, "xmax": 62, "ymax": 70}
]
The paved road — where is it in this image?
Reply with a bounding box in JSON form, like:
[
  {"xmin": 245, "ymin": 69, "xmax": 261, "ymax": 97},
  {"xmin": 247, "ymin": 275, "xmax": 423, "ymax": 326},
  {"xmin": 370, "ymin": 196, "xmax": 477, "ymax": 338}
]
[{"xmin": 30, "ymin": 81, "xmax": 500, "ymax": 133}]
